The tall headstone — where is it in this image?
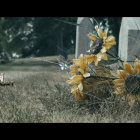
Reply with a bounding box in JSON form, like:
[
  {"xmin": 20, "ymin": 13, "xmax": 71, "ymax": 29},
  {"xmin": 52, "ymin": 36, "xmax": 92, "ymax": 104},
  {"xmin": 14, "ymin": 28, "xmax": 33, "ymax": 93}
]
[
  {"xmin": 75, "ymin": 17, "xmax": 94, "ymax": 58},
  {"xmin": 119, "ymin": 17, "xmax": 140, "ymax": 61}
]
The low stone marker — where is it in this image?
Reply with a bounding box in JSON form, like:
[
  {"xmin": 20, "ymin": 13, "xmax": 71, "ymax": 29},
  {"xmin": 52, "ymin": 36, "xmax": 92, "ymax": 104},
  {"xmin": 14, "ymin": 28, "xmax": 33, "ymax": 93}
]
[
  {"xmin": 0, "ymin": 73, "xmax": 14, "ymax": 86},
  {"xmin": 75, "ymin": 17, "xmax": 94, "ymax": 58},
  {"xmin": 119, "ymin": 17, "xmax": 140, "ymax": 61}
]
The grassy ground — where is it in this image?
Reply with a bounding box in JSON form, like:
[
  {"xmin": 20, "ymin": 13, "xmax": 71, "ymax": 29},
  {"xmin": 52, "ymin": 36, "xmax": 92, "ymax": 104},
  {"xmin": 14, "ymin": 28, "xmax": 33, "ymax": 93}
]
[{"xmin": 1, "ymin": 56, "xmax": 140, "ymax": 123}]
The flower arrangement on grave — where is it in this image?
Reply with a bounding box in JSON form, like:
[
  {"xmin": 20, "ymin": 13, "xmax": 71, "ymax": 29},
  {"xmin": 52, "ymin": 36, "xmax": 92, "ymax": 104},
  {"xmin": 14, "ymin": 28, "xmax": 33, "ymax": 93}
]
[
  {"xmin": 113, "ymin": 59, "xmax": 140, "ymax": 107},
  {"xmin": 67, "ymin": 24, "xmax": 140, "ymax": 107},
  {"xmin": 67, "ymin": 26, "xmax": 116, "ymax": 102},
  {"xmin": 85, "ymin": 27, "xmax": 116, "ymax": 66}
]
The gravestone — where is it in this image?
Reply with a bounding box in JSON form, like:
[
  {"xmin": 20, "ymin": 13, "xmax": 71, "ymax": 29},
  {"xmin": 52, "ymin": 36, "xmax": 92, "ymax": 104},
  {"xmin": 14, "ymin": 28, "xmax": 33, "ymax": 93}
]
[
  {"xmin": 119, "ymin": 17, "xmax": 140, "ymax": 61},
  {"xmin": 75, "ymin": 17, "xmax": 94, "ymax": 58}
]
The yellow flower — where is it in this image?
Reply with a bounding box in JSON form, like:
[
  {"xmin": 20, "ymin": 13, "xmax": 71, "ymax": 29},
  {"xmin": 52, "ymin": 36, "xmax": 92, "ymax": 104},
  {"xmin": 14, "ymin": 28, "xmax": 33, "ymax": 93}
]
[
  {"xmin": 67, "ymin": 74, "xmax": 89, "ymax": 101},
  {"xmin": 67, "ymin": 74, "xmax": 84, "ymax": 94},
  {"xmin": 113, "ymin": 58, "xmax": 140, "ymax": 107},
  {"xmin": 85, "ymin": 27, "xmax": 116, "ymax": 66},
  {"xmin": 70, "ymin": 54, "xmax": 90, "ymax": 78},
  {"xmin": 67, "ymin": 53, "xmax": 91, "ymax": 101}
]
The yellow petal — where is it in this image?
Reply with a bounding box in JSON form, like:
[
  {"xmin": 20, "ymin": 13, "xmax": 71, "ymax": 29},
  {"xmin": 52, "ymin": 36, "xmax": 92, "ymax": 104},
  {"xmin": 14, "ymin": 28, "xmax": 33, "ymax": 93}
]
[
  {"xmin": 134, "ymin": 58, "xmax": 140, "ymax": 74},
  {"xmin": 107, "ymin": 40, "xmax": 116, "ymax": 46},
  {"xmin": 71, "ymin": 84, "xmax": 78, "ymax": 94},
  {"xmin": 67, "ymin": 75, "xmax": 83, "ymax": 84},
  {"xmin": 104, "ymin": 44, "xmax": 112, "ymax": 50},
  {"xmin": 114, "ymin": 79, "xmax": 124, "ymax": 85},
  {"xmin": 123, "ymin": 61, "xmax": 134, "ymax": 74},
  {"xmin": 98, "ymin": 27, "xmax": 104, "ymax": 38},
  {"xmin": 69, "ymin": 71, "xmax": 77, "ymax": 75},
  {"xmin": 88, "ymin": 33, "xmax": 98, "ymax": 41},
  {"xmin": 72, "ymin": 75, "xmax": 83, "ymax": 83},
  {"xmin": 85, "ymin": 54, "xmax": 95, "ymax": 64},
  {"xmin": 103, "ymin": 28, "xmax": 108, "ymax": 39},
  {"xmin": 66, "ymin": 79, "xmax": 75, "ymax": 85},
  {"xmin": 70, "ymin": 65, "xmax": 78, "ymax": 70},
  {"xmin": 101, "ymin": 47, "xmax": 107, "ymax": 53},
  {"xmin": 101, "ymin": 52, "xmax": 108, "ymax": 60},
  {"xmin": 81, "ymin": 62, "xmax": 87, "ymax": 69},
  {"xmin": 106, "ymin": 36, "xmax": 115, "ymax": 42},
  {"xmin": 67, "ymin": 75, "xmax": 76, "ymax": 84},
  {"xmin": 83, "ymin": 73, "xmax": 90, "ymax": 78},
  {"xmin": 78, "ymin": 82, "xmax": 83, "ymax": 91},
  {"xmin": 117, "ymin": 70, "xmax": 128, "ymax": 79},
  {"xmin": 73, "ymin": 57, "xmax": 87, "ymax": 68},
  {"xmin": 85, "ymin": 66, "xmax": 90, "ymax": 72},
  {"xmin": 89, "ymin": 40, "xmax": 94, "ymax": 47},
  {"xmin": 73, "ymin": 59, "xmax": 80, "ymax": 65},
  {"xmin": 94, "ymin": 56, "xmax": 99, "ymax": 66},
  {"xmin": 97, "ymin": 53, "xmax": 102, "ymax": 61}
]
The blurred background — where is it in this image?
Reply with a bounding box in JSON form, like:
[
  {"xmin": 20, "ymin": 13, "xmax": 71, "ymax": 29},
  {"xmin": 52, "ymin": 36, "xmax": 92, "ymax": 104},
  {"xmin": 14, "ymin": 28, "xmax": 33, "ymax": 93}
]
[{"xmin": 0, "ymin": 17, "xmax": 122, "ymax": 64}]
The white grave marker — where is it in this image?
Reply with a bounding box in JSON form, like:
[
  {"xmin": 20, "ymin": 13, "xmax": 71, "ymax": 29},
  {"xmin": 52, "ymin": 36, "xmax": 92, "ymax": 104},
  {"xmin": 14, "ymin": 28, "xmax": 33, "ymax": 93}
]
[
  {"xmin": 119, "ymin": 17, "xmax": 140, "ymax": 61},
  {"xmin": 75, "ymin": 17, "xmax": 94, "ymax": 58}
]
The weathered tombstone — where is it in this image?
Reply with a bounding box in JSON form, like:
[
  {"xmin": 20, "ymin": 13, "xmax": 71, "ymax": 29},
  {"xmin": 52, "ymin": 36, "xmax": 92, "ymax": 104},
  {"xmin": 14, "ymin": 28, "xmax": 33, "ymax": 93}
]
[
  {"xmin": 119, "ymin": 17, "xmax": 140, "ymax": 61},
  {"xmin": 75, "ymin": 17, "xmax": 94, "ymax": 58}
]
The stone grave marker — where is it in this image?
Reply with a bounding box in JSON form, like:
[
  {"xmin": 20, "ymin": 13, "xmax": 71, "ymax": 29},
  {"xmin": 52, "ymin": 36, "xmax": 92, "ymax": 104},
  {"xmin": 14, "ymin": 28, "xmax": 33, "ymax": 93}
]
[
  {"xmin": 75, "ymin": 17, "xmax": 94, "ymax": 58},
  {"xmin": 119, "ymin": 17, "xmax": 140, "ymax": 61}
]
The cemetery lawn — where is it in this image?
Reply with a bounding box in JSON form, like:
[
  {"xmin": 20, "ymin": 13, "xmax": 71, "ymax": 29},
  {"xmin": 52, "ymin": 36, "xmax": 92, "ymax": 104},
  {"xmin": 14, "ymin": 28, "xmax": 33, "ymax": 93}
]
[{"xmin": 1, "ymin": 57, "xmax": 140, "ymax": 123}]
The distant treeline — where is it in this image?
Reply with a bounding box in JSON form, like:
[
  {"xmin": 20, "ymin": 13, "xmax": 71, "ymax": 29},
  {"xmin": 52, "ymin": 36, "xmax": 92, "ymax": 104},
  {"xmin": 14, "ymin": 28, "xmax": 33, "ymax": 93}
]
[{"xmin": 0, "ymin": 17, "xmax": 122, "ymax": 59}]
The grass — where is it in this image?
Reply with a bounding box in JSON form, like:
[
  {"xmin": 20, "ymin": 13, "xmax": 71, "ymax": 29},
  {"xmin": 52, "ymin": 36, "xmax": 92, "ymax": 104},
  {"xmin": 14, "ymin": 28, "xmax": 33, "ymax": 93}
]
[{"xmin": 1, "ymin": 56, "xmax": 140, "ymax": 123}]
